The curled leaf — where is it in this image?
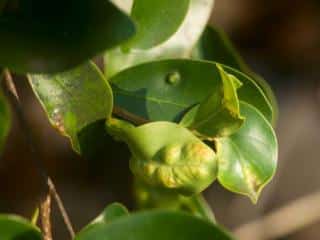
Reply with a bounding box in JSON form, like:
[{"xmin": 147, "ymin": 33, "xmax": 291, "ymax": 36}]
[
  {"xmin": 186, "ymin": 65, "xmax": 244, "ymax": 138},
  {"xmin": 106, "ymin": 120, "xmax": 218, "ymax": 195}
]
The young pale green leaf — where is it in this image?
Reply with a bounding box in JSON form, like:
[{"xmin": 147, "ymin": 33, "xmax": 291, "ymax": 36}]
[
  {"xmin": 106, "ymin": 120, "xmax": 218, "ymax": 195},
  {"xmin": 193, "ymin": 26, "xmax": 278, "ymax": 124},
  {"xmin": 188, "ymin": 65, "xmax": 244, "ymax": 138},
  {"xmin": 105, "ymin": 0, "xmax": 214, "ymax": 77},
  {"xmin": 109, "ymin": 59, "xmax": 271, "ymax": 124},
  {"xmin": 223, "ymin": 65, "xmax": 273, "ymax": 123},
  {"xmin": 134, "ymin": 179, "xmax": 215, "ymax": 222},
  {"xmin": 128, "ymin": 0, "xmax": 190, "ymax": 49},
  {"xmin": 0, "ymin": 214, "xmax": 42, "ymax": 240},
  {"xmin": 217, "ymin": 102, "xmax": 278, "ymax": 203},
  {"xmin": 0, "ymin": 0, "xmax": 135, "ymax": 73},
  {"xmin": 29, "ymin": 62, "xmax": 113, "ymax": 153},
  {"xmin": 75, "ymin": 210, "xmax": 234, "ymax": 240}
]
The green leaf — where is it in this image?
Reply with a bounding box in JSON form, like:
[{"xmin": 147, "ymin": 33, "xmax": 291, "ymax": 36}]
[
  {"xmin": 0, "ymin": 0, "xmax": 135, "ymax": 73},
  {"xmin": 128, "ymin": 0, "xmax": 190, "ymax": 49},
  {"xmin": 110, "ymin": 59, "xmax": 271, "ymax": 124},
  {"xmin": 134, "ymin": 179, "xmax": 215, "ymax": 222},
  {"xmin": 106, "ymin": 120, "xmax": 218, "ymax": 195},
  {"xmin": 187, "ymin": 65, "xmax": 244, "ymax": 138},
  {"xmin": 223, "ymin": 65, "xmax": 273, "ymax": 123},
  {"xmin": 75, "ymin": 210, "xmax": 234, "ymax": 240},
  {"xmin": 193, "ymin": 26, "xmax": 278, "ymax": 124},
  {"xmin": 28, "ymin": 62, "xmax": 113, "ymax": 153},
  {"xmin": 0, "ymin": 214, "xmax": 42, "ymax": 240},
  {"xmin": 216, "ymin": 102, "xmax": 278, "ymax": 203},
  {"xmin": 81, "ymin": 203, "xmax": 129, "ymax": 234},
  {"xmin": 105, "ymin": 0, "xmax": 214, "ymax": 77}
]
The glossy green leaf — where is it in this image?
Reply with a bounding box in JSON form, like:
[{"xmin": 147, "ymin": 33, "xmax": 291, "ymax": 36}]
[
  {"xmin": 106, "ymin": 120, "xmax": 218, "ymax": 195},
  {"xmin": 193, "ymin": 26, "xmax": 278, "ymax": 124},
  {"xmin": 105, "ymin": 0, "xmax": 214, "ymax": 77},
  {"xmin": 0, "ymin": 214, "xmax": 42, "ymax": 240},
  {"xmin": 188, "ymin": 65, "xmax": 244, "ymax": 138},
  {"xmin": 0, "ymin": 0, "xmax": 135, "ymax": 73},
  {"xmin": 75, "ymin": 210, "xmax": 234, "ymax": 240},
  {"xmin": 216, "ymin": 102, "xmax": 278, "ymax": 203},
  {"xmin": 128, "ymin": 0, "xmax": 190, "ymax": 49},
  {"xmin": 29, "ymin": 62, "xmax": 113, "ymax": 153},
  {"xmin": 110, "ymin": 59, "xmax": 271, "ymax": 123},
  {"xmin": 134, "ymin": 179, "xmax": 215, "ymax": 222}
]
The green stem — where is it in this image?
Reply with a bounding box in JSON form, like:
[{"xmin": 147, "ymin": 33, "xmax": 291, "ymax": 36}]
[{"xmin": 188, "ymin": 195, "xmax": 216, "ymax": 223}]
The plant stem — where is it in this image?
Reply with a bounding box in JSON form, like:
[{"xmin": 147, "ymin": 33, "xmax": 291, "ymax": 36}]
[
  {"xmin": 40, "ymin": 193, "xmax": 52, "ymax": 240},
  {"xmin": 113, "ymin": 106, "xmax": 149, "ymax": 125},
  {"xmin": 3, "ymin": 69, "xmax": 75, "ymax": 239}
]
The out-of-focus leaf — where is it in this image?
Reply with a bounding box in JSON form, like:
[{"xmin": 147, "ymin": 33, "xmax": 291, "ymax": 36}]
[
  {"xmin": 128, "ymin": 0, "xmax": 190, "ymax": 49},
  {"xmin": 0, "ymin": 214, "xmax": 42, "ymax": 240},
  {"xmin": 110, "ymin": 0, "xmax": 133, "ymax": 13},
  {"xmin": 105, "ymin": 0, "xmax": 215, "ymax": 77},
  {"xmin": 110, "ymin": 59, "xmax": 271, "ymax": 124},
  {"xmin": 28, "ymin": 62, "xmax": 113, "ymax": 153},
  {"xmin": 75, "ymin": 210, "xmax": 234, "ymax": 240},
  {"xmin": 216, "ymin": 102, "xmax": 278, "ymax": 203},
  {"xmin": 81, "ymin": 203, "xmax": 129, "ymax": 233},
  {"xmin": 0, "ymin": 0, "xmax": 135, "ymax": 73},
  {"xmin": 193, "ymin": 26, "xmax": 278, "ymax": 124},
  {"xmin": 0, "ymin": 0, "xmax": 6, "ymax": 13},
  {"xmin": 187, "ymin": 65, "xmax": 244, "ymax": 138},
  {"xmin": 134, "ymin": 179, "xmax": 215, "ymax": 222}
]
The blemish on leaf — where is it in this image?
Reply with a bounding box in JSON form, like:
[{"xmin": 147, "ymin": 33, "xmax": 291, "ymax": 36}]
[{"xmin": 166, "ymin": 71, "xmax": 181, "ymax": 85}]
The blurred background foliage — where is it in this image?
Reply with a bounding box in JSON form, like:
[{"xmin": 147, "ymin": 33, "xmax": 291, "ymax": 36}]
[{"xmin": 1, "ymin": 0, "xmax": 320, "ymax": 239}]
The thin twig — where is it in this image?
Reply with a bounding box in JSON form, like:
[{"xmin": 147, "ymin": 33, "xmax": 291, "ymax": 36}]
[
  {"xmin": 234, "ymin": 191, "xmax": 320, "ymax": 240},
  {"xmin": 113, "ymin": 106, "xmax": 149, "ymax": 125},
  {"xmin": 2, "ymin": 69, "xmax": 75, "ymax": 239},
  {"xmin": 40, "ymin": 193, "xmax": 52, "ymax": 240}
]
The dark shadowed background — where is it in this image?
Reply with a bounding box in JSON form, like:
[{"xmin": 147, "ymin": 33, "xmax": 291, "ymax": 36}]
[{"xmin": 1, "ymin": 0, "xmax": 320, "ymax": 239}]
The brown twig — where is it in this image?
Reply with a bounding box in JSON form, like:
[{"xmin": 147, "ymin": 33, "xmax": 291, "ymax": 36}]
[
  {"xmin": 234, "ymin": 191, "xmax": 320, "ymax": 240},
  {"xmin": 113, "ymin": 106, "xmax": 149, "ymax": 125},
  {"xmin": 2, "ymin": 69, "xmax": 75, "ymax": 239},
  {"xmin": 40, "ymin": 193, "xmax": 52, "ymax": 240}
]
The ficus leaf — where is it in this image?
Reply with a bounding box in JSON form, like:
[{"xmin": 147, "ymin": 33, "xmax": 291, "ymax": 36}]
[
  {"xmin": 28, "ymin": 62, "xmax": 113, "ymax": 153},
  {"xmin": 0, "ymin": 0, "xmax": 135, "ymax": 73},
  {"xmin": 106, "ymin": 119, "xmax": 218, "ymax": 196},
  {"xmin": 193, "ymin": 26, "xmax": 278, "ymax": 124},
  {"xmin": 0, "ymin": 214, "xmax": 42, "ymax": 240},
  {"xmin": 187, "ymin": 65, "xmax": 244, "ymax": 138},
  {"xmin": 216, "ymin": 102, "xmax": 278, "ymax": 203},
  {"xmin": 81, "ymin": 203, "xmax": 129, "ymax": 234},
  {"xmin": 109, "ymin": 59, "xmax": 272, "ymax": 124},
  {"xmin": 105, "ymin": 0, "xmax": 215, "ymax": 77},
  {"xmin": 128, "ymin": 0, "xmax": 190, "ymax": 49},
  {"xmin": 75, "ymin": 210, "xmax": 234, "ymax": 240}
]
